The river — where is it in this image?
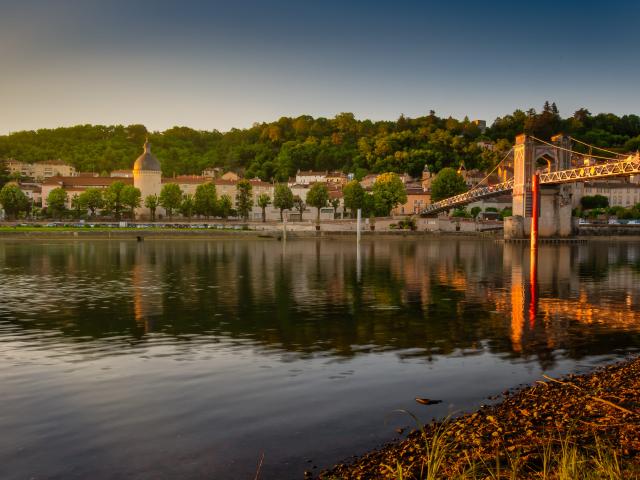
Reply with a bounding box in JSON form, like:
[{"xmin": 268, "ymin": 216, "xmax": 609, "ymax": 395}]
[{"xmin": 0, "ymin": 237, "xmax": 639, "ymax": 479}]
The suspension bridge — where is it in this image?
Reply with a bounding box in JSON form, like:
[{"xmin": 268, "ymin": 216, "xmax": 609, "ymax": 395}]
[{"xmin": 421, "ymin": 134, "xmax": 640, "ymax": 238}]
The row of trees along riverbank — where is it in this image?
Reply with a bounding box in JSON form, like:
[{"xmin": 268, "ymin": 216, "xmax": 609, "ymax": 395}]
[{"xmin": 0, "ymin": 171, "xmax": 413, "ymax": 221}]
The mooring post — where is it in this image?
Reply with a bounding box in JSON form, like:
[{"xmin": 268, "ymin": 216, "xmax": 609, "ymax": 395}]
[{"xmin": 356, "ymin": 208, "xmax": 361, "ymax": 244}]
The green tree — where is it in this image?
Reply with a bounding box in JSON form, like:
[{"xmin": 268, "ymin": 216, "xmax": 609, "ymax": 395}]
[
  {"xmin": 121, "ymin": 185, "xmax": 141, "ymax": 219},
  {"xmin": 342, "ymin": 180, "xmax": 365, "ymax": 217},
  {"xmin": 235, "ymin": 179, "xmax": 253, "ymax": 220},
  {"xmin": 77, "ymin": 188, "xmax": 103, "ymax": 217},
  {"xmin": 144, "ymin": 194, "xmax": 159, "ymax": 221},
  {"xmin": 330, "ymin": 197, "xmax": 341, "ymax": 218},
  {"xmin": 273, "ymin": 183, "xmax": 294, "ymax": 221},
  {"xmin": 306, "ymin": 182, "xmax": 330, "ymax": 222},
  {"xmin": 160, "ymin": 183, "xmax": 183, "ymax": 219},
  {"xmin": 1, "ymin": 108, "xmax": 639, "ymax": 181},
  {"xmin": 372, "ymin": 172, "xmax": 407, "ymax": 216},
  {"xmin": 218, "ymin": 194, "xmax": 232, "ymax": 219},
  {"xmin": 0, "ymin": 159, "xmax": 9, "ymax": 189},
  {"xmin": 70, "ymin": 194, "xmax": 83, "ymax": 219},
  {"xmin": 452, "ymin": 208, "xmax": 471, "ymax": 218},
  {"xmin": 47, "ymin": 187, "xmax": 68, "ymax": 220},
  {"xmin": 103, "ymin": 181, "xmax": 126, "ymax": 219},
  {"xmin": 293, "ymin": 195, "xmax": 305, "ymax": 216},
  {"xmin": 180, "ymin": 194, "xmax": 195, "ymax": 220},
  {"xmin": 257, "ymin": 193, "xmax": 271, "ymax": 222},
  {"xmin": 0, "ymin": 183, "xmax": 29, "ymax": 219},
  {"xmin": 581, "ymin": 195, "xmax": 609, "ymax": 210},
  {"xmin": 430, "ymin": 167, "xmax": 467, "ymax": 202},
  {"xmin": 470, "ymin": 206, "xmax": 482, "ymax": 218},
  {"xmin": 500, "ymin": 207, "xmax": 512, "ymax": 219},
  {"xmin": 194, "ymin": 182, "xmax": 217, "ymax": 219}
]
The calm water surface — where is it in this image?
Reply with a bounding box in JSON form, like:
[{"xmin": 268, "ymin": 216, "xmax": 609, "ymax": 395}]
[{"xmin": 1, "ymin": 237, "xmax": 639, "ymax": 479}]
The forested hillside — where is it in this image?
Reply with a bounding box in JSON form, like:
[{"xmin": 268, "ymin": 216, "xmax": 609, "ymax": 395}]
[{"xmin": 1, "ymin": 104, "xmax": 639, "ymax": 181}]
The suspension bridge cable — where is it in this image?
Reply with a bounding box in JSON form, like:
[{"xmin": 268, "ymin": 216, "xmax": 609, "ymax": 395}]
[
  {"xmin": 467, "ymin": 147, "xmax": 514, "ymax": 191},
  {"xmin": 570, "ymin": 137, "xmax": 626, "ymax": 158},
  {"xmin": 529, "ymin": 136, "xmax": 624, "ymax": 163}
]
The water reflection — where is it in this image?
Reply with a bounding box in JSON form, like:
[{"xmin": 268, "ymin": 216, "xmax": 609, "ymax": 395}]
[
  {"xmin": 0, "ymin": 238, "xmax": 639, "ymax": 366},
  {"xmin": 1, "ymin": 238, "xmax": 640, "ymax": 480}
]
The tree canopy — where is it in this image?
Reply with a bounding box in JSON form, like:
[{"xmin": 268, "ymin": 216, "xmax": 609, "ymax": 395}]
[
  {"xmin": 160, "ymin": 183, "xmax": 182, "ymax": 219},
  {"xmin": 273, "ymin": 183, "xmax": 294, "ymax": 221},
  {"xmin": 306, "ymin": 183, "xmax": 330, "ymax": 221},
  {"xmin": 581, "ymin": 195, "xmax": 609, "ymax": 210},
  {"xmin": 103, "ymin": 181, "xmax": 126, "ymax": 219},
  {"xmin": 342, "ymin": 180, "xmax": 365, "ymax": 216},
  {"xmin": 235, "ymin": 179, "xmax": 253, "ymax": 220},
  {"xmin": 430, "ymin": 168, "xmax": 468, "ymax": 202},
  {"xmin": 0, "ymin": 159, "xmax": 9, "ymax": 189},
  {"xmin": 2, "ymin": 105, "xmax": 636, "ymax": 183},
  {"xmin": 77, "ymin": 188, "xmax": 104, "ymax": 217},
  {"xmin": 47, "ymin": 187, "xmax": 68, "ymax": 219},
  {"xmin": 0, "ymin": 183, "xmax": 29, "ymax": 219},
  {"xmin": 144, "ymin": 194, "xmax": 159, "ymax": 221},
  {"xmin": 194, "ymin": 182, "xmax": 218, "ymax": 218},
  {"xmin": 257, "ymin": 193, "xmax": 271, "ymax": 222},
  {"xmin": 121, "ymin": 185, "xmax": 141, "ymax": 218},
  {"xmin": 218, "ymin": 195, "xmax": 232, "ymax": 219},
  {"xmin": 372, "ymin": 172, "xmax": 407, "ymax": 216}
]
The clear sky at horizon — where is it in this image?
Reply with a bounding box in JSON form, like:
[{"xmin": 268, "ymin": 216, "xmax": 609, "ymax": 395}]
[{"xmin": 1, "ymin": 0, "xmax": 639, "ymax": 135}]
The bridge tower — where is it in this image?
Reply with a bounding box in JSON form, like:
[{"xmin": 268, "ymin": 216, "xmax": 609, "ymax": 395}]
[{"xmin": 506, "ymin": 134, "xmax": 573, "ymax": 239}]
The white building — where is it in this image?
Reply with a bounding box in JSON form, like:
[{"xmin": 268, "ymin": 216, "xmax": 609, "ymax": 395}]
[
  {"xmin": 110, "ymin": 170, "xmax": 133, "ymax": 178},
  {"xmin": 295, "ymin": 170, "xmax": 327, "ymax": 185},
  {"xmin": 571, "ymin": 181, "xmax": 640, "ymax": 208},
  {"xmin": 133, "ymin": 140, "xmax": 163, "ymax": 219},
  {"xmin": 6, "ymin": 159, "xmax": 76, "ymax": 181}
]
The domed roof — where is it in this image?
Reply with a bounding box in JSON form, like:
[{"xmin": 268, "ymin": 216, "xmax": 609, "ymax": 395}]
[{"xmin": 133, "ymin": 140, "xmax": 161, "ymax": 172}]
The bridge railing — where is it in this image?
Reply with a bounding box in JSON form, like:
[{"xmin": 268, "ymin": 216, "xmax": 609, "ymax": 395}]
[
  {"xmin": 540, "ymin": 156, "xmax": 640, "ymax": 184},
  {"xmin": 421, "ymin": 180, "xmax": 514, "ymax": 216},
  {"xmin": 420, "ymin": 154, "xmax": 640, "ymax": 216}
]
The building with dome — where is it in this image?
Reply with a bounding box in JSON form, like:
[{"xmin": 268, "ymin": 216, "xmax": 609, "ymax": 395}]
[
  {"xmin": 40, "ymin": 139, "xmax": 285, "ymax": 221},
  {"xmin": 133, "ymin": 139, "xmax": 163, "ymax": 219}
]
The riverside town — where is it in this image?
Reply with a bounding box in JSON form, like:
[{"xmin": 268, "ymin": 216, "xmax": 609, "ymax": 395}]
[{"xmin": 1, "ymin": 1, "xmax": 639, "ymax": 480}]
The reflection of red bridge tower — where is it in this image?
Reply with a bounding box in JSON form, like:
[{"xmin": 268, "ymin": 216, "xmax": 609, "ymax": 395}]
[{"xmin": 501, "ymin": 242, "xmax": 640, "ymax": 353}]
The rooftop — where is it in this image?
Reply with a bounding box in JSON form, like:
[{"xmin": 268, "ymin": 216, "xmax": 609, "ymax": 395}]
[
  {"xmin": 133, "ymin": 140, "xmax": 161, "ymax": 172},
  {"xmin": 43, "ymin": 176, "xmax": 133, "ymax": 187}
]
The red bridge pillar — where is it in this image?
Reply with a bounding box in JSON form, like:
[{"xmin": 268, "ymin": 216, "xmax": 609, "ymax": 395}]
[{"xmin": 531, "ymin": 173, "xmax": 539, "ymax": 249}]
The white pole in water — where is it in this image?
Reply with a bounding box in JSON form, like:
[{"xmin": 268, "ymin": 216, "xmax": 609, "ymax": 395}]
[
  {"xmin": 356, "ymin": 208, "xmax": 362, "ymax": 281},
  {"xmin": 283, "ymin": 212, "xmax": 287, "ymax": 242}
]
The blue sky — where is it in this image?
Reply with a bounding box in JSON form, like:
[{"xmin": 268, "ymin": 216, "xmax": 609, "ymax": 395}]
[{"xmin": 1, "ymin": 0, "xmax": 639, "ymax": 134}]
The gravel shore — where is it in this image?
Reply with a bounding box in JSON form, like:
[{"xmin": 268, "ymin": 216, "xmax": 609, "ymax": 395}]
[{"xmin": 319, "ymin": 356, "xmax": 640, "ymax": 479}]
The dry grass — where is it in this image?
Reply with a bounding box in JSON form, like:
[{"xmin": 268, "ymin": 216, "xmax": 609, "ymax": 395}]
[
  {"xmin": 378, "ymin": 430, "xmax": 629, "ymax": 480},
  {"xmin": 320, "ymin": 357, "xmax": 640, "ymax": 479}
]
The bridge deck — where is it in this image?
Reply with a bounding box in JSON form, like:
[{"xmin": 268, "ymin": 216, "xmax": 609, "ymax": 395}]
[{"xmin": 421, "ymin": 157, "xmax": 640, "ymax": 216}]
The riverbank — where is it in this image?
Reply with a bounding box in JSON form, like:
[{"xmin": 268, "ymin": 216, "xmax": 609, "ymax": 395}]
[
  {"xmin": 2, "ymin": 224, "xmax": 640, "ymax": 241},
  {"xmin": 319, "ymin": 356, "xmax": 640, "ymax": 479},
  {"xmin": 0, "ymin": 226, "xmax": 500, "ymax": 239}
]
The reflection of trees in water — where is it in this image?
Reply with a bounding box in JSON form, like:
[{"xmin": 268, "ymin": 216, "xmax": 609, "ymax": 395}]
[{"xmin": 1, "ymin": 239, "xmax": 640, "ymax": 367}]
